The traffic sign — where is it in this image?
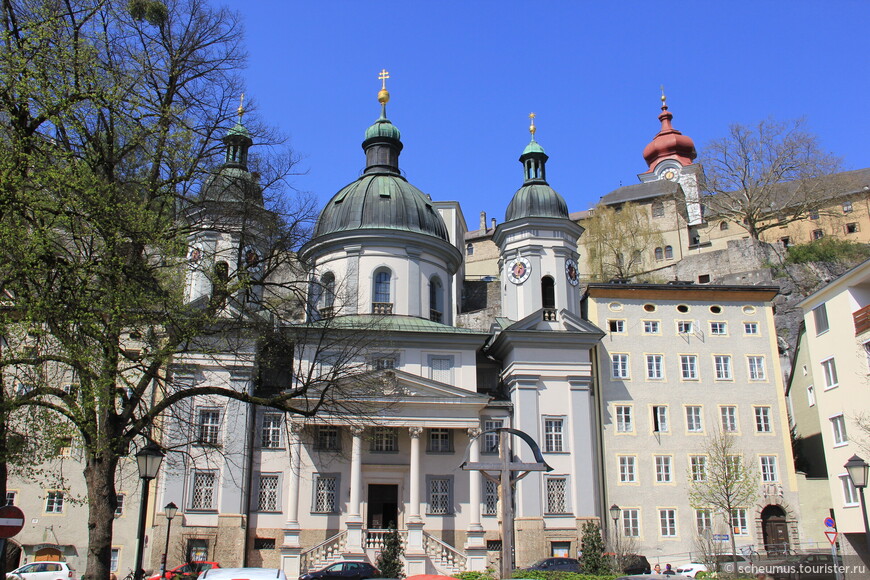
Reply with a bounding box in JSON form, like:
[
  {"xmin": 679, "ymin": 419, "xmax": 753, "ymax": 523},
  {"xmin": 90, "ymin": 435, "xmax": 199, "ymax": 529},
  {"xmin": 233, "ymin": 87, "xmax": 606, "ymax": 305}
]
[
  {"xmin": 713, "ymin": 534, "xmax": 729, "ymax": 541},
  {"xmin": 824, "ymin": 517, "xmax": 836, "ymax": 529},
  {"xmin": 0, "ymin": 505, "xmax": 24, "ymax": 538},
  {"xmin": 825, "ymin": 531, "xmax": 838, "ymax": 545}
]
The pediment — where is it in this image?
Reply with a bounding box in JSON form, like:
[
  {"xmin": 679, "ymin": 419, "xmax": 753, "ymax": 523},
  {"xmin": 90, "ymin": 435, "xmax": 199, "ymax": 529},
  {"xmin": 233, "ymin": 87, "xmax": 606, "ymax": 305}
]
[
  {"xmin": 378, "ymin": 369, "xmax": 490, "ymax": 404},
  {"xmin": 500, "ymin": 309, "xmax": 604, "ymax": 334}
]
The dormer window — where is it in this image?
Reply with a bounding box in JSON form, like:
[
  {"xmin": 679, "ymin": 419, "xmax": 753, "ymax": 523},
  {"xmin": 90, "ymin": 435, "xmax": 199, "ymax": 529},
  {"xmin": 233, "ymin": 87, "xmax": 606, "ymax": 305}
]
[
  {"xmin": 372, "ymin": 269, "xmax": 393, "ymax": 315},
  {"xmin": 429, "ymin": 276, "xmax": 443, "ymax": 323}
]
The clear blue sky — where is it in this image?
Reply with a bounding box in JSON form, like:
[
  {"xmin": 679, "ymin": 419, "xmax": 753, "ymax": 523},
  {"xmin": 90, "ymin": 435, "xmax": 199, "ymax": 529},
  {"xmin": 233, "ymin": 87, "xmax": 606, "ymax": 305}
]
[{"xmin": 220, "ymin": 0, "xmax": 870, "ymax": 230}]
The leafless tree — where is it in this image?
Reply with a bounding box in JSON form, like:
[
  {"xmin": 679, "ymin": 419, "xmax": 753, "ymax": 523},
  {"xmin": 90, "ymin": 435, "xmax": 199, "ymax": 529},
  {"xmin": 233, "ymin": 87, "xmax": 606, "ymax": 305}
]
[{"xmin": 580, "ymin": 201, "xmax": 666, "ymax": 281}]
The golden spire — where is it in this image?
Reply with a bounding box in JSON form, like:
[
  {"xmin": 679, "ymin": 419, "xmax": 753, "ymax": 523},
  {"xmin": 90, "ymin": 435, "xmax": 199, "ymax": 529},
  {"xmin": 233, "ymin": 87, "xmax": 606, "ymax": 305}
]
[
  {"xmin": 378, "ymin": 69, "xmax": 390, "ymax": 105},
  {"xmin": 529, "ymin": 112, "xmax": 537, "ymax": 139},
  {"xmin": 660, "ymin": 85, "xmax": 668, "ymax": 110},
  {"xmin": 237, "ymin": 93, "xmax": 245, "ymax": 123}
]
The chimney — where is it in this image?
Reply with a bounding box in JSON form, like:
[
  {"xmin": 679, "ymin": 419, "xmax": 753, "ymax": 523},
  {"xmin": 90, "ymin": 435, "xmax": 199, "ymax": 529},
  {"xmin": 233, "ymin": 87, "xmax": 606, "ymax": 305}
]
[
  {"xmin": 480, "ymin": 211, "xmax": 487, "ymax": 231},
  {"xmin": 491, "ymin": 217, "xmax": 496, "ymax": 230}
]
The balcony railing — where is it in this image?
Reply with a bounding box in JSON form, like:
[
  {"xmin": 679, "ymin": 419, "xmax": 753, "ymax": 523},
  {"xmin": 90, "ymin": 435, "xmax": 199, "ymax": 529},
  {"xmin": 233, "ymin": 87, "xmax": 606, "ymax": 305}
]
[
  {"xmin": 372, "ymin": 302, "xmax": 393, "ymax": 315},
  {"xmin": 543, "ymin": 308, "xmax": 558, "ymax": 321},
  {"xmin": 855, "ymin": 305, "xmax": 870, "ymax": 335},
  {"xmin": 430, "ymin": 309, "xmax": 442, "ymax": 323}
]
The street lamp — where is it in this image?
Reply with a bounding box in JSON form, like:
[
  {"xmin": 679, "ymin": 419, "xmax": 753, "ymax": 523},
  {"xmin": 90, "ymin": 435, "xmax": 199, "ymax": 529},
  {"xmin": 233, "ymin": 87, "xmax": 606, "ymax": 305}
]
[
  {"xmin": 609, "ymin": 504, "xmax": 621, "ymax": 559},
  {"xmin": 845, "ymin": 454, "xmax": 870, "ymax": 554},
  {"xmin": 134, "ymin": 443, "xmax": 165, "ymax": 580},
  {"xmin": 160, "ymin": 502, "xmax": 179, "ymax": 579}
]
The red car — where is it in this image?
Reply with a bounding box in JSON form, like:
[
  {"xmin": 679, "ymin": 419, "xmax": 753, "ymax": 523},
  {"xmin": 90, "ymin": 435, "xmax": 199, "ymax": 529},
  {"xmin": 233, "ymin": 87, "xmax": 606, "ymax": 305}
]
[{"xmin": 148, "ymin": 562, "xmax": 220, "ymax": 580}]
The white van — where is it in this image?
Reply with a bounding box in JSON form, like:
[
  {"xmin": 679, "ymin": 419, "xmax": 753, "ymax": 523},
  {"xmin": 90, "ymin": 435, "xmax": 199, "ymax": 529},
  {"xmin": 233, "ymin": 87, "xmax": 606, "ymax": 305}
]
[{"xmin": 199, "ymin": 568, "xmax": 287, "ymax": 580}]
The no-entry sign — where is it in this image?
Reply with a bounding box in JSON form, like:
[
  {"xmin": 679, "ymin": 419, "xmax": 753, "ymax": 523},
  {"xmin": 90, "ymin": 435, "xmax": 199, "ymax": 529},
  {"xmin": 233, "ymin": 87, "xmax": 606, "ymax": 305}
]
[{"xmin": 0, "ymin": 505, "xmax": 24, "ymax": 538}]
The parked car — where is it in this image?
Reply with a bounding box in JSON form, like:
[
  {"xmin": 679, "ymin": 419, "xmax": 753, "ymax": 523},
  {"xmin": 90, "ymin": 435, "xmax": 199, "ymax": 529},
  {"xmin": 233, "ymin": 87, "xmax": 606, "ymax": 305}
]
[
  {"xmin": 298, "ymin": 562, "xmax": 379, "ymax": 580},
  {"xmin": 524, "ymin": 557, "xmax": 583, "ymax": 572},
  {"xmin": 7, "ymin": 562, "xmax": 76, "ymax": 580},
  {"xmin": 621, "ymin": 554, "xmax": 651, "ymax": 575},
  {"xmin": 674, "ymin": 562, "xmax": 707, "ymax": 578},
  {"xmin": 767, "ymin": 553, "xmax": 836, "ymax": 580},
  {"xmin": 149, "ymin": 561, "xmax": 220, "ymax": 580},
  {"xmin": 200, "ymin": 569, "xmax": 286, "ymax": 580}
]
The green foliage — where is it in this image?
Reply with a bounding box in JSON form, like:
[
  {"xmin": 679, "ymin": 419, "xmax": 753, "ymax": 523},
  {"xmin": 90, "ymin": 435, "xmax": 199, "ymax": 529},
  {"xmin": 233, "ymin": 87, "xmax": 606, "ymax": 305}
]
[
  {"xmin": 128, "ymin": 0, "xmax": 168, "ymax": 26},
  {"xmin": 784, "ymin": 238, "xmax": 870, "ymax": 265},
  {"xmin": 375, "ymin": 524, "xmax": 404, "ymax": 578},
  {"xmin": 578, "ymin": 521, "xmax": 608, "ymax": 575},
  {"xmin": 454, "ymin": 568, "xmax": 496, "ymax": 580},
  {"xmin": 508, "ymin": 572, "xmax": 618, "ymax": 580}
]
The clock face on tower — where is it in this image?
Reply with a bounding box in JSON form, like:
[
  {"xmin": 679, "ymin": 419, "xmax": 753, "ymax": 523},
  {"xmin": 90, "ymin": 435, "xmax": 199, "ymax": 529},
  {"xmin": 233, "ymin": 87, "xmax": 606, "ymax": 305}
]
[
  {"xmin": 507, "ymin": 257, "xmax": 532, "ymax": 284},
  {"xmin": 565, "ymin": 259, "xmax": 579, "ymax": 286}
]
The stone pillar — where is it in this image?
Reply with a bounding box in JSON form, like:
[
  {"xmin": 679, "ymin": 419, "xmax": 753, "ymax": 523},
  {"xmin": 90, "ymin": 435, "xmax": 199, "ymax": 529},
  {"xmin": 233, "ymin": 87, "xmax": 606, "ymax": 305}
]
[
  {"xmin": 281, "ymin": 423, "xmax": 304, "ymax": 577},
  {"xmin": 344, "ymin": 427, "xmax": 366, "ymax": 558},
  {"xmin": 465, "ymin": 427, "xmax": 487, "ymax": 571},
  {"xmin": 405, "ymin": 427, "xmax": 427, "ymax": 574}
]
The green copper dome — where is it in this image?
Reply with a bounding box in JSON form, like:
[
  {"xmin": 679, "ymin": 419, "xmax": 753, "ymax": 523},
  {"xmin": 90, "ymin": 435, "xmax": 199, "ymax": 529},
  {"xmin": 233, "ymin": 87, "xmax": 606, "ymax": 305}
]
[
  {"xmin": 504, "ymin": 134, "xmax": 568, "ymax": 221},
  {"xmin": 365, "ymin": 115, "xmax": 401, "ymax": 141},
  {"xmin": 522, "ymin": 139, "xmax": 546, "ymax": 156},
  {"xmin": 227, "ymin": 122, "xmax": 252, "ymax": 139}
]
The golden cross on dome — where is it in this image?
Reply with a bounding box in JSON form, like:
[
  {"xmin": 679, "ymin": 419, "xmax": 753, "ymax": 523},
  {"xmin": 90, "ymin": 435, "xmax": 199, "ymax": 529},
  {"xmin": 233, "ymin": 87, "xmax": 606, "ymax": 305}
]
[
  {"xmin": 379, "ymin": 69, "xmax": 390, "ymax": 90},
  {"xmin": 237, "ymin": 93, "xmax": 245, "ymax": 122},
  {"xmin": 529, "ymin": 112, "xmax": 537, "ymax": 137}
]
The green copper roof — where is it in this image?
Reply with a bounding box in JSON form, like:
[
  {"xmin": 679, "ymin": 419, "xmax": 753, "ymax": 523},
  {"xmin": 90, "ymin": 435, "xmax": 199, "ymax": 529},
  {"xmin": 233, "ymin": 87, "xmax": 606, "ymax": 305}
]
[
  {"xmin": 505, "ymin": 182, "xmax": 569, "ymax": 221},
  {"xmin": 227, "ymin": 122, "xmax": 252, "ymax": 139},
  {"xmin": 305, "ymin": 314, "xmax": 488, "ymax": 334},
  {"xmin": 522, "ymin": 139, "xmax": 546, "ymax": 156},
  {"xmin": 314, "ymin": 173, "xmax": 450, "ymax": 240},
  {"xmin": 365, "ymin": 116, "xmax": 401, "ymax": 141}
]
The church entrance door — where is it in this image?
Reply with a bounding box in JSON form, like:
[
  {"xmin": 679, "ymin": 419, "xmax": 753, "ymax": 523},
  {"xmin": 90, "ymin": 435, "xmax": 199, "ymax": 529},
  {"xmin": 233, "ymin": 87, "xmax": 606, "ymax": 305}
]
[{"xmin": 366, "ymin": 484, "xmax": 399, "ymax": 529}]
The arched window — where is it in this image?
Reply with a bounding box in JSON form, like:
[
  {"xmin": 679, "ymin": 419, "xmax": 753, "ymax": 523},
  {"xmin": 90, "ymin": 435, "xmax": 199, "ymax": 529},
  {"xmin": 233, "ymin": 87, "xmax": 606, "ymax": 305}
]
[
  {"xmin": 466, "ymin": 243, "xmax": 474, "ymax": 256},
  {"xmin": 429, "ymin": 276, "xmax": 444, "ymax": 323},
  {"xmin": 541, "ymin": 276, "xmax": 555, "ymax": 309},
  {"xmin": 373, "ymin": 269, "xmax": 392, "ymax": 314},
  {"xmin": 654, "ymin": 247, "xmax": 664, "ymax": 261},
  {"xmin": 651, "ymin": 201, "xmax": 665, "ymax": 218},
  {"xmin": 720, "ymin": 221, "xmax": 729, "ymax": 231},
  {"xmin": 319, "ymin": 272, "xmax": 336, "ymax": 316},
  {"xmin": 664, "ymin": 245, "xmax": 674, "ymax": 259}
]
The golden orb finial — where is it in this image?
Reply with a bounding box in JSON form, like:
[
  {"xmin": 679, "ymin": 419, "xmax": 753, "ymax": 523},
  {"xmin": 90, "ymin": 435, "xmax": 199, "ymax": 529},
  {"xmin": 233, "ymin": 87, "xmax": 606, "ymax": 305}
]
[
  {"xmin": 378, "ymin": 69, "xmax": 390, "ymax": 105},
  {"xmin": 237, "ymin": 93, "xmax": 245, "ymax": 122},
  {"xmin": 529, "ymin": 112, "xmax": 537, "ymax": 138}
]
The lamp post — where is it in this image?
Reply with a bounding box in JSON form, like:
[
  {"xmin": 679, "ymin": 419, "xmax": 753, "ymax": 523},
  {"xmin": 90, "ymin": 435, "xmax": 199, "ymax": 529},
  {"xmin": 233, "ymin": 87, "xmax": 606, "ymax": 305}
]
[
  {"xmin": 160, "ymin": 502, "xmax": 179, "ymax": 579},
  {"xmin": 609, "ymin": 504, "xmax": 621, "ymax": 563},
  {"xmin": 845, "ymin": 454, "xmax": 870, "ymax": 555},
  {"xmin": 134, "ymin": 443, "xmax": 165, "ymax": 580}
]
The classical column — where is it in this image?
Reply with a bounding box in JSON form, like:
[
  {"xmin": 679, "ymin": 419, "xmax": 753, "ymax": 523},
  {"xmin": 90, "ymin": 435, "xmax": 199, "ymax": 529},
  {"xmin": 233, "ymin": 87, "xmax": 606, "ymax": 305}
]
[
  {"xmin": 344, "ymin": 426, "xmax": 366, "ymax": 558},
  {"xmin": 408, "ymin": 426, "xmax": 423, "ymax": 521},
  {"xmin": 465, "ymin": 427, "xmax": 487, "ymax": 571},
  {"xmin": 281, "ymin": 422, "xmax": 304, "ymax": 578},
  {"xmin": 405, "ymin": 426, "xmax": 427, "ymax": 576}
]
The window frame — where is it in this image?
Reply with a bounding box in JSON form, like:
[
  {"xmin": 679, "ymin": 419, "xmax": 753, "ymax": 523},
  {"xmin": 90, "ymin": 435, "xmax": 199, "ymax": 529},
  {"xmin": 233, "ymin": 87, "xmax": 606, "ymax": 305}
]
[
  {"xmin": 622, "ymin": 508, "xmax": 640, "ymax": 537},
  {"xmin": 760, "ymin": 456, "xmax": 778, "ymax": 483},
  {"xmin": 754, "ymin": 406, "xmax": 772, "ymax": 433},
  {"xmin": 618, "ymin": 455, "xmax": 637, "ymax": 483},
  {"xmin": 822, "ymin": 358, "xmax": 839, "ymax": 389},
  {"xmin": 370, "ymin": 427, "xmax": 399, "ymax": 453},
  {"xmin": 813, "ymin": 304, "xmax": 829, "ymax": 335},
  {"xmin": 311, "ymin": 473, "xmax": 340, "ymax": 514},
  {"xmin": 653, "ymin": 405, "xmax": 669, "ymax": 433},
  {"xmin": 686, "ymin": 406, "xmax": 703, "ymax": 433},
  {"xmin": 261, "ymin": 413, "xmax": 283, "ymax": 449},
  {"xmin": 255, "ymin": 472, "xmax": 282, "ymax": 512},
  {"xmin": 615, "ymin": 405, "xmax": 633, "ymax": 433},
  {"xmin": 680, "ymin": 354, "xmax": 699, "ymax": 380},
  {"xmin": 482, "ymin": 418, "xmax": 504, "ymax": 454},
  {"xmin": 643, "ymin": 320, "xmax": 660, "ymax": 334},
  {"xmin": 426, "ymin": 475, "xmax": 454, "ymax": 515},
  {"xmin": 543, "ymin": 417, "xmax": 566, "ymax": 453},
  {"xmin": 646, "ymin": 354, "xmax": 664, "ymax": 380},
  {"xmin": 690, "ymin": 455, "xmax": 707, "ymax": 482},
  {"xmin": 428, "ymin": 354, "xmax": 455, "ymax": 384},
  {"xmin": 427, "ymin": 428, "xmax": 453, "ymax": 453},
  {"xmin": 608, "ymin": 319, "xmax": 626, "ymax": 334},
  {"xmin": 196, "ymin": 407, "xmax": 222, "ymax": 447},
  {"xmin": 841, "ymin": 474, "xmax": 860, "ymax": 506},
  {"xmin": 611, "ymin": 353, "xmax": 630, "ymax": 379},
  {"xmin": 721, "ymin": 406, "xmax": 738, "ymax": 433},
  {"xmin": 743, "ymin": 321, "xmax": 759, "ymax": 335},
  {"xmin": 544, "ymin": 475, "xmax": 571, "ymax": 514},
  {"xmin": 710, "ymin": 321, "xmax": 727, "ymax": 335},
  {"xmin": 190, "ymin": 470, "xmax": 218, "ymax": 511},
  {"xmin": 659, "ymin": 508, "xmax": 677, "ymax": 537},
  {"xmin": 45, "ymin": 490, "xmax": 64, "ymax": 514},
  {"xmin": 747, "ymin": 355, "xmax": 767, "ymax": 381},
  {"xmin": 316, "ymin": 425, "xmax": 341, "ymax": 451},
  {"xmin": 730, "ymin": 508, "xmax": 749, "ymax": 535},
  {"xmin": 714, "ymin": 355, "xmax": 733, "ymax": 380},
  {"xmin": 831, "ymin": 414, "xmax": 848, "ymax": 446},
  {"xmin": 695, "ymin": 508, "xmax": 712, "ymax": 534},
  {"xmin": 654, "ymin": 455, "xmax": 673, "ymax": 483}
]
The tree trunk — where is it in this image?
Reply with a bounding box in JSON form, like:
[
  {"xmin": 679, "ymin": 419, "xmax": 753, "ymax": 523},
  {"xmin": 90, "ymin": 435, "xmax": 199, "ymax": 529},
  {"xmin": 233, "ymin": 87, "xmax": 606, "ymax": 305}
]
[{"xmin": 84, "ymin": 453, "xmax": 120, "ymax": 580}]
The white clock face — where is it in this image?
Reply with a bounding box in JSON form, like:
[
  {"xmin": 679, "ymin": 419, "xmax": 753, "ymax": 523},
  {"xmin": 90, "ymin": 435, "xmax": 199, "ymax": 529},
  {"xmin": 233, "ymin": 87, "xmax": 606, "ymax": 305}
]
[
  {"xmin": 507, "ymin": 257, "xmax": 532, "ymax": 284},
  {"xmin": 663, "ymin": 167, "xmax": 679, "ymax": 181},
  {"xmin": 565, "ymin": 259, "xmax": 579, "ymax": 286}
]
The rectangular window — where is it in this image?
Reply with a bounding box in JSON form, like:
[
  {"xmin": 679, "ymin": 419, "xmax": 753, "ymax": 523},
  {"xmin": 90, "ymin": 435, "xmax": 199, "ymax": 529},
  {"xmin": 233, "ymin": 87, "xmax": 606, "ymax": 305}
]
[
  {"xmin": 609, "ymin": 320, "xmax": 625, "ymax": 333},
  {"xmin": 726, "ymin": 455, "xmax": 743, "ymax": 479},
  {"xmin": 371, "ymin": 427, "xmax": 398, "ymax": 452},
  {"xmin": 616, "ymin": 405, "xmax": 633, "ymax": 433},
  {"xmin": 714, "ymin": 355, "xmax": 733, "ymax": 380},
  {"xmin": 197, "ymin": 408, "xmax": 221, "ymax": 446},
  {"xmin": 822, "ymin": 358, "xmax": 839, "ymax": 389},
  {"xmin": 622, "ymin": 509, "xmax": 639, "ymax": 537},
  {"xmin": 677, "ymin": 321, "xmax": 694, "ymax": 334},
  {"xmin": 807, "ymin": 385, "xmax": 816, "ymax": 407},
  {"xmin": 313, "ymin": 475, "xmax": 338, "ymax": 513},
  {"xmin": 483, "ymin": 419, "xmax": 503, "ymax": 453},
  {"xmin": 721, "ymin": 406, "xmax": 738, "ymax": 433},
  {"xmin": 316, "ymin": 426, "xmax": 341, "ymax": 451},
  {"xmin": 744, "ymin": 322, "xmax": 759, "ymax": 335},
  {"xmin": 813, "ymin": 304, "xmax": 830, "ymax": 335},
  {"xmin": 755, "ymin": 407, "xmax": 772, "ymax": 433},
  {"xmin": 114, "ymin": 494, "xmax": 124, "ymax": 517},
  {"xmin": 545, "ymin": 476, "xmax": 568, "ymax": 514},
  {"xmin": 710, "ymin": 322, "xmax": 727, "ymax": 335},
  {"xmin": 831, "ymin": 414, "xmax": 848, "ymax": 445},
  {"xmin": 611, "ymin": 354, "xmax": 629, "ymax": 379},
  {"xmin": 428, "ymin": 428, "xmax": 452, "ymax": 453},
  {"xmin": 643, "ymin": 320, "xmax": 660, "ymax": 334},
  {"xmin": 841, "ymin": 474, "xmax": 859, "ymax": 505},
  {"xmin": 696, "ymin": 508, "xmax": 712, "ymax": 533},
  {"xmin": 45, "ymin": 491, "xmax": 64, "ymax": 513},
  {"xmin": 760, "ymin": 456, "xmax": 778, "ymax": 483},
  {"xmin": 646, "ymin": 354, "xmax": 664, "ymax": 379},
  {"xmin": 191, "ymin": 472, "xmax": 216, "ymax": 510},
  {"xmin": 690, "ymin": 455, "xmax": 707, "ymax": 482},
  {"xmin": 730, "ymin": 508, "xmax": 748, "ymax": 535},
  {"xmin": 428, "ymin": 477, "xmax": 452, "ymax": 515},
  {"xmin": 748, "ymin": 356, "xmax": 766, "ymax": 380},
  {"xmin": 5, "ymin": 491, "xmax": 15, "ymax": 506},
  {"xmin": 655, "ymin": 455, "xmax": 672, "ymax": 483},
  {"xmin": 483, "ymin": 480, "xmax": 498, "ymax": 516},
  {"xmin": 544, "ymin": 418, "xmax": 565, "ymax": 452},
  {"xmin": 429, "ymin": 356, "xmax": 454, "ymax": 384},
  {"xmin": 254, "ymin": 538, "xmax": 276, "ymax": 550},
  {"xmin": 111, "ymin": 549, "xmax": 120, "ymax": 572},
  {"xmin": 653, "ymin": 406, "xmax": 669, "ymax": 433},
  {"xmin": 261, "ymin": 413, "xmax": 282, "ymax": 448},
  {"xmin": 844, "ymin": 201, "xmax": 854, "ymax": 213},
  {"xmin": 619, "ymin": 456, "xmax": 636, "ymax": 483},
  {"xmin": 686, "ymin": 406, "xmax": 703, "ymax": 432},
  {"xmin": 659, "ymin": 509, "xmax": 677, "ymax": 537},
  {"xmin": 846, "ymin": 222, "xmax": 860, "ymax": 234},
  {"xmin": 258, "ymin": 474, "xmax": 280, "ymax": 511},
  {"xmin": 373, "ymin": 357, "xmax": 396, "ymax": 370},
  {"xmin": 680, "ymin": 355, "xmax": 698, "ymax": 380}
]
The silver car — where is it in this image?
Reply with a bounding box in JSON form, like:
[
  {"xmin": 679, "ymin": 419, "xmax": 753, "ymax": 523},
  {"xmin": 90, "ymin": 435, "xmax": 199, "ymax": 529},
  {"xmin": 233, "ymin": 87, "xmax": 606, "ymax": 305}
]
[{"xmin": 8, "ymin": 562, "xmax": 77, "ymax": 580}]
